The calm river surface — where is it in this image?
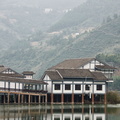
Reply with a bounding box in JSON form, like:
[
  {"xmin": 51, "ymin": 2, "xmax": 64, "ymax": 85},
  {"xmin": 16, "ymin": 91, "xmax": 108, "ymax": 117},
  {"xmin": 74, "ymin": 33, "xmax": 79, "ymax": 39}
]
[{"xmin": 0, "ymin": 104, "xmax": 120, "ymax": 120}]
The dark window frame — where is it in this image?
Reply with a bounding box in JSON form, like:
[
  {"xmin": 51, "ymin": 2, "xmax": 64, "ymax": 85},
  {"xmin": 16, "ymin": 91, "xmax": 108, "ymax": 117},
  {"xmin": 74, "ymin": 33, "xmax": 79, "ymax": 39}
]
[
  {"xmin": 97, "ymin": 85, "xmax": 102, "ymax": 90},
  {"xmin": 85, "ymin": 85, "xmax": 90, "ymax": 90},
  {"xmin": 65, "ymin": 84, "xmax": 71, "ymax": 90},
  {"xmin": 54, "ymin": 84, "xmax": 61, "ymax": 90},
  {"xmin": 75, "ymin": 84, "xmax": 81, "ymax": 90}
]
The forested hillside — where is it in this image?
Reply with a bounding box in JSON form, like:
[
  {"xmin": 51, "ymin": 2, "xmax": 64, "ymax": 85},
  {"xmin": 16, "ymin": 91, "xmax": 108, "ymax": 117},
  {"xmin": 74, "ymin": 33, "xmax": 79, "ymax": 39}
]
[
  {"xmin": 0, "ymin": 0, "xmax": 85, "ymax": 50},
  {"xmin": 1, "ymin": 0, "xmax": 120, "ymax": 79},
  {"xmin": 49, "ymin": 0, "xmax": 120, "ymax": 31},
  {"xmin": 1, "ymin": 13, "xmax": 120, "ymax": 78}
]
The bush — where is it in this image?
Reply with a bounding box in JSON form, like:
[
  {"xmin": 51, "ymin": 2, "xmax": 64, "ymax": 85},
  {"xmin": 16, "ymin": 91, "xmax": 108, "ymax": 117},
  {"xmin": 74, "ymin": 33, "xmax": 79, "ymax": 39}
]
[{"xmin": 107, "ymin": 91, "xmax": 120, "ymax": 104}]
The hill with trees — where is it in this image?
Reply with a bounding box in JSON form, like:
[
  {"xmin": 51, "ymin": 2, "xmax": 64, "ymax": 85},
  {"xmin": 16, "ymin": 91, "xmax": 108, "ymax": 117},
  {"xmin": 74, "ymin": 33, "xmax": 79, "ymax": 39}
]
[
  {"xmin": 0, "ymin": 13, "xmax": 120, "ymax": 78},
  {"xmin": 1, "ymin": 0, "xmax": 120, "ymax": 80},
  {"xmin": 49, "ymin": 0, "xmax": 120, "ymax": 31}
]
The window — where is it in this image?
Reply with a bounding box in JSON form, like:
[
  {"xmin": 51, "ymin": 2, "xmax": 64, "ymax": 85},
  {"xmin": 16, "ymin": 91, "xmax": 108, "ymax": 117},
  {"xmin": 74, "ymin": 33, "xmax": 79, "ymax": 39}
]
[
  {"xmin": 65, "ymin": 84, "xmax": 71, "ymax": 90},
  {"xmin": 54, "ymin": 118, "xmax": 60, "ymax": 120},
  {"xmin": 75, "ymin": 117, "xmax": 81, "ymax": 120},
  {"xmin": 97, "ymin": 85, "xmax": 102, "ymax": 90},
  {"xmin": 65, "ymin": 118, "xmax": 70, "ymax": 120},
  {"xmin": 96, "ymin": 117, "xmax": 102, "ymax": 120},
  {"xmin": 54, "ymin": 84, "xmax": 60, "ymax": 90},
  {"xmin": 85, "ymin": 85, "xmax": 90, "ymax": 90},
  {"xmin": 75, "ymin": 84, "xmax": 81, "ymax": 90},
  {"xmin": 85, "ymin": 117, "xmax": 89, "ymax": 120}
]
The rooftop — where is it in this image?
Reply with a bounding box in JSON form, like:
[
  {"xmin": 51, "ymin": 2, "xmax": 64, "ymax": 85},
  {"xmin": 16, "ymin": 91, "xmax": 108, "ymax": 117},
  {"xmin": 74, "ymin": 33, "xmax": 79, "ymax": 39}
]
[
  {"xmin": 49, "ymin": 58, "xmax": 94, "ymax": 70},
  {"xmin": 43, "ymin": 69, "xmax": 108, "ymax": 81},
  {"xmin": 0, "ymin": 75, "xmax": 47, "ymax": 84},
  {"xmin": 22, "ymin": 71, "xmax": 35, "ymax": 75}
]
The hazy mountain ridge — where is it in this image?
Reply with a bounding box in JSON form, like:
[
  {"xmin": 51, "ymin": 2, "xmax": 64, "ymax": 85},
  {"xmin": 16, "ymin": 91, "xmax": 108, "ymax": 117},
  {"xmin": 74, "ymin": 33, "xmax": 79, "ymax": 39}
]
[
  {"xmin": 1, "ymin": 15, "xmax": 120, "ymax": 78},
  {"xmin": 0, "ymin": 0, "xmax": 120, "ymax": 78},
  {"xmin": 49, "ymin": 0, "xmax": 120, "ymax": 31},
  {"xmin": 0, "ymin": 0, "xmax": 86, "ymax": 50}
]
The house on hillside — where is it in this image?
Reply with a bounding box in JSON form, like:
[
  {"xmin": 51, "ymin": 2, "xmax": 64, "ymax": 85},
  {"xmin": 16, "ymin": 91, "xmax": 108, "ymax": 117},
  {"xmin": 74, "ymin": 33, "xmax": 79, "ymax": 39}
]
[
  {"xmin": 0, "ymin": 65, "xmax": 47, "ymax": 104},
  {"xmin": 42, "ymin": 58, "xmax": 116, "ymax": 104}
]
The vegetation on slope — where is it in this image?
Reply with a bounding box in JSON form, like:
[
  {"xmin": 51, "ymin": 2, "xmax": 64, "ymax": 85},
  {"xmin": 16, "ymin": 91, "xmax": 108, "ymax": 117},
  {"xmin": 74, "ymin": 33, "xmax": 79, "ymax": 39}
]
[
  {"xmin": 0, "ymin": 13, "xmax": 120, "ymax": 79},
  {"xmin": 49, "ymin": 0, "xmax": 120, "ymax": 31}
]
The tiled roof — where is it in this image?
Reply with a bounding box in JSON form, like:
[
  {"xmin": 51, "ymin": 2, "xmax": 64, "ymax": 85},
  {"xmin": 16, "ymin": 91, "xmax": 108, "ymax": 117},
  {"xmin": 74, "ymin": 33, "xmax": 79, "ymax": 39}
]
[
  {"xmin": 0, "ymin": 65, "xmax": 24, "ymax": 78},
  {"xmin": 43, "ymin": 69, "xmax": 108, "ymax": 81},
  {"xmin": 91, "ymin": 72, "xmax": 108, "ymax": 81},
  {"xmin": 0, "ymin": 73, "xmax": 24, "ymax": 78},
  {"xmin": 0, "ymin": 76, "xmax": 47, "ymax": 84},
  {"xmin": 95, "ymin": 65, "xmax": 116, "ymax": 70},
  {"xmin": 22, "ymin": 71, "xmax": 35, "ymax": 75},
  {"xmin": 57, "ymin": 69, "xmax": 93, "ymax": 79},
  {"xmin": 45, "ymin": 70, "xmax": 62, "ymax": 80},
  {"xmin": 49, "ymin": 58, "xmax": 94, "ymax": 70}
]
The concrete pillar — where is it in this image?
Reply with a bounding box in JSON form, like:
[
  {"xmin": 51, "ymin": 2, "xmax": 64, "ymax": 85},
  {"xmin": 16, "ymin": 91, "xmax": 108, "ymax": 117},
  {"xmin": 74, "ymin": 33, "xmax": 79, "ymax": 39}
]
[
  {"xmin": 92, "ymin": 94, "xmax": 94, "ymax": 104},
  {"xmin": 72, "ymin": 93, "xmax": 74, "ymax": 104},
  {"xmin": 29, "ymin": 94, "xmax": 31, "ymax": 104},
  {"xmin": 14, "ymin": 94, "xmax": 16, "ymax": 103},
  {"xmin": 82, "ymin": 94, "xmax": 84, "ymax": 104},
  {"xmin": 45, "ymin": 95, "xmax": 47, "ymax": 104},
  {"xmin": 104, "ymin": 94, "xmax": 107, "ymax": 104},
  {"xmin": 21, "ymin": 95, "xmax": 24, "ymax": 103},
  {"xmin": 18, "ymin": 94, "xmax": 20, "ymax": 104},
  {"xmin": 51, "ymin": 93, "xmax": 53, "ymax": 104},
  {"xmin": 8, "ymin": 93, "xmax": 10, "ymax": 104}
]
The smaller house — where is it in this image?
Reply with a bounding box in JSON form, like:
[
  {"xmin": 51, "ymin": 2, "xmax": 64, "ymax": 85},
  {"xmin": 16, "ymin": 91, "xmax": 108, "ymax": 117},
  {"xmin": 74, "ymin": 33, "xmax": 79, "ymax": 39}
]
[
  {"xmin": 22, "ymin": 71, "xmax": 35, "ymax": 79},
  {"xmin": 0, "ymin": 65, "xmax": 47, "ymax": 104}
]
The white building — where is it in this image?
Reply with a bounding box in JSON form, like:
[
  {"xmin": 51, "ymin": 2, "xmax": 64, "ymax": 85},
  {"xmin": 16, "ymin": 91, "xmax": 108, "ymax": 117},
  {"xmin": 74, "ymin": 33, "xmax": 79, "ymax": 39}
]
[
  {"xmin": 42, "ymin": 58, "xmax": 116, "ymax": 104},
  {"xmin": 0, "ymin": 65, "xmax": 47, "ymax": 104}
]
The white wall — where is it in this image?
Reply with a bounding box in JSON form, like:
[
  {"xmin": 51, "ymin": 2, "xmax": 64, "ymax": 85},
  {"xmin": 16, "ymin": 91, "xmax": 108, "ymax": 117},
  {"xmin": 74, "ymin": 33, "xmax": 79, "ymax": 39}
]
[
  {"xmin": 94, "ymin": 84, "xmax": 106, "ymax": 94},
  {"xmin": 6, "ymin": 82, "xmax": 8, "ymax": 88},
  {"xmin": 74, "ymin": 81, "xmax": 82, "ymax": 93},
  {"xmin": 82, "ymin": 60, "xmax": 104, "ymax": 71},
  {"xmin": 0, "ymin": 81, "xmax": 4, "ymax": 87},
  {"xmin": 10, "ymin": 82, "xmax": 15, "ymax": 89},
  {"xmin": 16, "ymin": 83, "xmax": 19, "ymax": 89},
  {"xmin": 50, "ymin": 113, "xmax": 105, "ymax": 120},
  {"xmin": 94, "ymin": 114, "xmax": 106, "ymax": 120},
  {"xmin": 52, "ymin": 80, "xmax": 106, "ymax": 94},
  {"xmin": 25, "ymin": 75, "xmax": 33, "ymax": 79},
  {"xmin": 63, "ymin": 81, "xmax": 72, "ymax": 94},
  {"xmin": 53, "ymin": 82, "xmax": 62, "ymax": 93}
]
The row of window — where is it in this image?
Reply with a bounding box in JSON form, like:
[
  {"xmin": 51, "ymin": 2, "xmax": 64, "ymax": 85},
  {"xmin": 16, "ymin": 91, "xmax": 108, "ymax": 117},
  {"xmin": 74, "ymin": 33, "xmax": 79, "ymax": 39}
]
[
  {"xmin": 54, "ymin": 116, "xmax": 102, "ymax": 120},
  {"xmin": 55, "ymin": 84, "xmax": 102, "ymax": 91}
]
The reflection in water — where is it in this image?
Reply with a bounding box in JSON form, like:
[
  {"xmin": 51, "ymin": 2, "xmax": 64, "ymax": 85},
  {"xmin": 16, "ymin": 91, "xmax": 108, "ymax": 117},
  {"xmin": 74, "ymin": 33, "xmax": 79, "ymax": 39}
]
[{"xmin": 0, "ymin": 104, "xmax": 120, "ymax": 120}]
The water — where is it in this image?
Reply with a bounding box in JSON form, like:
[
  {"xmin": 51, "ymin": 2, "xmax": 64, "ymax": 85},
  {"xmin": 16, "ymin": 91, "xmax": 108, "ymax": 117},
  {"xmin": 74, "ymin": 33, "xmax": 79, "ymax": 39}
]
[{"xmin": 0, "ymin": 104, "xmax": 120, "ymax": 120}]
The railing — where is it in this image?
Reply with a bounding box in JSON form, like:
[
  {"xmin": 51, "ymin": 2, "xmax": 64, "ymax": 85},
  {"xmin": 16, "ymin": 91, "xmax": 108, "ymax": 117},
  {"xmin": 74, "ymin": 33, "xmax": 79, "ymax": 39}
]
[{"xmin": 0, "ymin": 87, "xmax": 47, "ymax": 94}]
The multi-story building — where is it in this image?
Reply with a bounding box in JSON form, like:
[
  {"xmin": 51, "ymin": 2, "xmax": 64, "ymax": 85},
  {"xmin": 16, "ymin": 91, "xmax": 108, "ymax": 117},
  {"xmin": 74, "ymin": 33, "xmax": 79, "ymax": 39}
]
[{"xmin": 42, "ymin": 58, "xmax": 116, "ymax": 104}]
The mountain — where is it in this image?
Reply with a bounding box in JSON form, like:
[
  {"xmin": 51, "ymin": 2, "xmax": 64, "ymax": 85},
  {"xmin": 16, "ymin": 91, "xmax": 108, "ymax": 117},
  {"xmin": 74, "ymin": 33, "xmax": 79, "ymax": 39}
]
[
  {"xmin": 49, "ymin": 0, "xmax": 120, "ymax": 31},
  {"xmin": 0, "ymin": 14, "xmax": 120, "ymax": 78},
  {"xmin": 0, "ymin": 0, "xmax": 86, "ymax": 50},
  {"xmin": 1, "ymin": 0, "xmax": 120, "ymax": 78}
]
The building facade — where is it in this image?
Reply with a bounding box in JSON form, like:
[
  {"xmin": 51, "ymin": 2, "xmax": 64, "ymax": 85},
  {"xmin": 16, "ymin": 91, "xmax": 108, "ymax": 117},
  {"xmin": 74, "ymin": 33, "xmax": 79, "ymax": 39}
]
[
  {"xmin": 42, "ymin": 58, "xmax": 115, "ymax": 104},
  {"xmin": 0, "ymin": 65, "xmax": 47, "ymax": 104}
]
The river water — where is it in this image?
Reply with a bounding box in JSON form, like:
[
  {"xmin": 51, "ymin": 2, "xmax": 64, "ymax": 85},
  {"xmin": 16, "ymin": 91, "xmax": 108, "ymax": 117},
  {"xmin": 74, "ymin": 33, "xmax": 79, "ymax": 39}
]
[{"xmin": 0, "ymin": 104, "xmax": 120, "ymax": 120}]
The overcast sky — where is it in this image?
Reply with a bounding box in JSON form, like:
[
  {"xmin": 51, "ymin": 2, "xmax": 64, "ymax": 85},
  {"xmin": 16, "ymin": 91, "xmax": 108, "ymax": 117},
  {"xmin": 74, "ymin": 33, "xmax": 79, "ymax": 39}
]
[{"xmin": 0, "ymin": 0, "xmax": 87, "ymax": 9}]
